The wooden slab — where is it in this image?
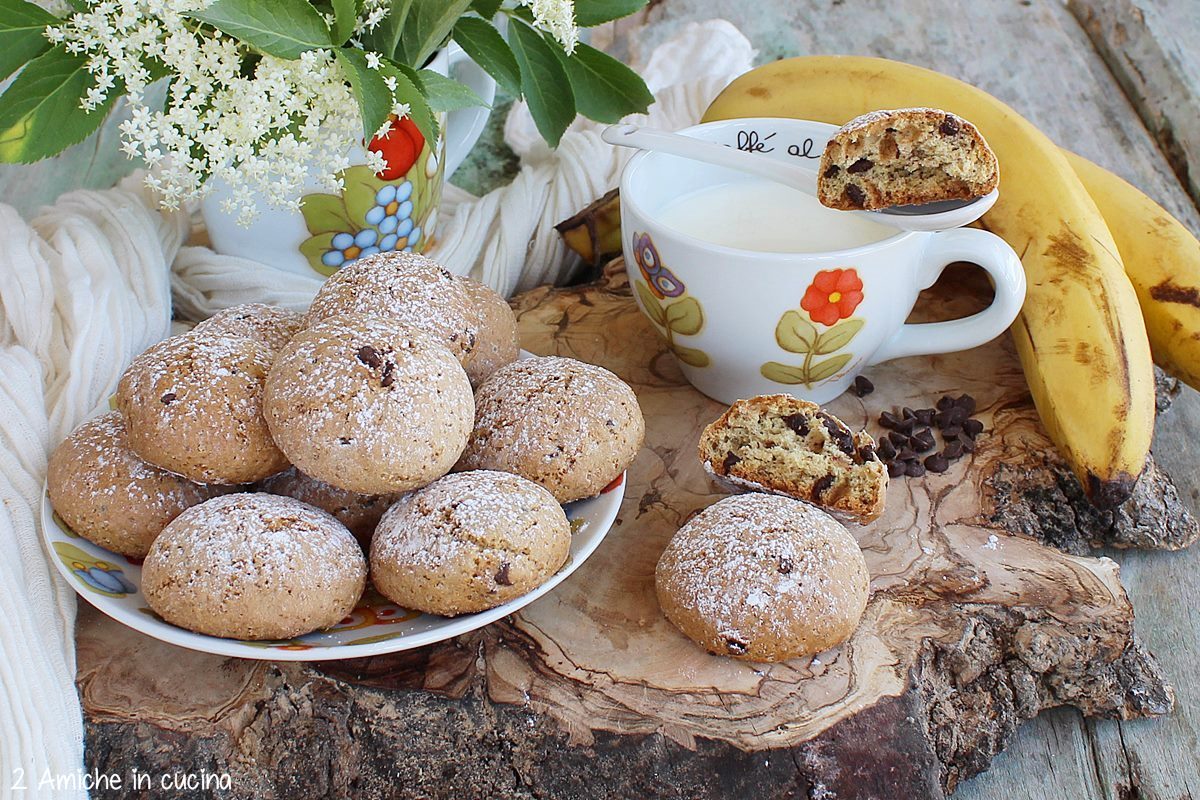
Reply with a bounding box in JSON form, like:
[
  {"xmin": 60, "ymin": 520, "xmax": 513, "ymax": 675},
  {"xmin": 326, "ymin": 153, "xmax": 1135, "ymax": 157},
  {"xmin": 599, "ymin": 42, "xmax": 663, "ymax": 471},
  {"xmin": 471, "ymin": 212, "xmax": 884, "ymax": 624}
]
[{"xmin": 80, "ymin": 261, "xmax": 1191, "ymax": 798}]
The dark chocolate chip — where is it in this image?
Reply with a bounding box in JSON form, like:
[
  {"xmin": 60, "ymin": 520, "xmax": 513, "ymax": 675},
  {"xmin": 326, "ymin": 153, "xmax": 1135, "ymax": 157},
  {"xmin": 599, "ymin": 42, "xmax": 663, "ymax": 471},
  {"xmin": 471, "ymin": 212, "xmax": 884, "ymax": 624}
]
[
  {"xmin": 845, "ymin": 184, "xmax": 867, "ymax": 208},
  {"xmin": 963, "ymin": 418, "xmax": 985, "ymax": 437},
  {"xmin": 955, "ymin": 394, "xmax": 977, "ymax": 415},
  {"xmin": 877, "ymin": 437, "xmax": 897, "ymax": 460},
  {"xmin": 783, "ymin": 413, "xmax": 810, "ymax": 437},
  {"xmin": 887, "ymin": 460, "xmax": 906, "ymax": 478},
  {"xmin": 902, "ymin": 406, "xmax": 916, "ymax": 420},
  {"xmin": 857, "ymin": 445, "xmax": 877, "ymax": 463},
  {"xmin": 722, "ymin": 451, "xmax": 741, "ymax": 473},
  {"xmin": 906, "ymin": 460, "xmax": 926, "ymax": 478},
  {"xmin": 879, "ymin": 411, "xmax": 901, "ymax": 430},
  {"xmin": 338, "ymin": 436, "xmax": 352, "ymax": 445},
  {"xmin": 897, "ymin": 447, "xmax": 918, "ymax": 462},
  {"xmin": 914, "ymin": 408, "xmax": 935, "ymax": 426},
  {"xmin": 895, "ymin": 416, "xmax": 917, "ymax": 435},
  {"xmin": 819, "ymin": 413, "xmax": 856, "ymax": 456},
  {"xmin": 726, "ymin": 638, "xmax": 749, "ymax": 655},
  {"xmin": 823, "ymin": 164, "xmax": 840, "ymax": 178},
  {"xmin": 936, "ymin": 395, "xmax": 956, "ymax": 411},
  {"xmin": 943, "ymin": 440, "xmax": 964, "ymax": 459},
  {"xmin": 779, "ymin": 556, "xmax": 794, "ymax": 574},
  {"xmin": 911, "ymin": 429, "xmax": 936, "ymax": 453},
  {"xmin": 495, "ymin": 562, "xmax": 513, "ymax": 586},
  {"xmin": 356, "ymin": 345, "xmax": 382, "ymax": 369},
  {"xmin": 939, "ymin": 114, "xmax": 961, "ymax": 136},
  {"xmin": 848, "ymin": 157, "xmax": 874, "ymax": 173},
  {"xmin": 941, "ymin": 425, "xmax": 962, "ymax": 439},
  {"xmin": 439, "ymin": 267, "xmax": 454, "ymax": 280},
  {"xmin": 888, "ymin": 431, "xmax": 909, "ymax": 448},
  {"xmin": 959, "ymin": 435, "xmax": 976, "ymax": 453},
  {"xmin": 924, "ymin": 452, "xmax": 950, "ymax": 473},
  {"xmin": 812, "ymin": 473, "xmax": 835, "ymax": 501},
  {"xmin": 935, "ymin": 408, "xmax": 967, "ymax": 429},
  {"xmin": 380, "ymin": 361, "xmax": 396, "ymax": 387},
  {"xmin": 851, "ymin": 375, "xmax": 874, "ymax": 397},
  {"xmin": 160, "ymin": 392, "xmax": 176, "ymax": 405}
]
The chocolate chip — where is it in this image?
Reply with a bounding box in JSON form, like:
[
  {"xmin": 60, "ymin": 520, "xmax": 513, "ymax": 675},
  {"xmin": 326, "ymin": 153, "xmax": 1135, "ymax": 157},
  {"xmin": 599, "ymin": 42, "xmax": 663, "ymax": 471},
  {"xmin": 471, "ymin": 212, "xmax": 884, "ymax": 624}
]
[
  {"xmin": 925, "ymin": 452, "xmax": 950, "ymax": 473},
  {"xmin": 783, "ymin": 413, "xmax": 810, "ymax": 437},
  {"xmin": 955, "ymin": 394, "xmax": 977, "ymax": 415},
  {"xmin": 902, "ymin": 406, "xmax": 916, "ymax": 420},
  {"xmin": 160, "ymin": 392, "xmax": 176, "ymax": 404},
  {"xmin": 438, "ymin": 267, "xmax": 454, "ymax": 280},
  {"xmin": 906, "ymin": 460, "xmax": 926, "ymax": 478},
  {"xmin": 495, "ymin": 562, "xmax": 513, "ymax": 586},
  {"xmin": 879, "ymin": 411, "xmax": 901, "ymax": 430},
  {"xmin": 943, "ymin": 440, "xmax": 964, "ymax": 459},
  {"xmin": 726, "ymin": 638, "xmax": 749, "ymax": 655},
  {"xmin": 851, "ymin": 375, "xmax": 874, "ymax": 397},
  {"xmin": 911, "ymin": 429, "xmax": 936, "ymax": 453},
  {"xmin": 823, "ymin": 164, "xmax": 840, "ymax": 178},
  {"xmin": 963, "ymin": 418, "xmax": 985, "ymax": 437},
  {"xmin": 778, "ymin": 556, "xmax": 794, "ymax": 574},
  {"xmin": 936, "ymin": 395, "xmax": 956, "ymax": 411},
  {"xmin": 877, "ymin": 437, "xmax": 897, "ymax": 461},
  {"xmin": 897, "ymin": 447, "xmax": 918, "ymax": 462},
  {"xmin": 857, "ymin": 445, "xmax": 877, "ymax": 463},
  {"xmin": 812, "ymin": 473, "xmax": 835, "ymax": 501},
  {"xmin": 722, "ymin": 451, "xmax": 741, "ymax": 473},
  {"xmin": 914, "ymin": 408, "xmax": 935, "ymax": 426},
  {"xmin": 887, "ymin": 460, "xmax": 906, "ymax": 478},
  {"xmin": 941, "ymin": 425, "xmax": 962, "ymax": 438},
  {"xmin": 888, "ymin": 431, "xmax": 909, "ymax": 448},
  {"xmin": 338, "ymin": 436, "xmax": 352, "ymax": 445},
  {"xmin": 939, "ymin": 114, "xmax": 961, "ymax": 136},
  {"xmin": 845, "ymin": 184, "xmax": 867, "ymax": 208},
  {"xmin": 379, "ymin": 361, "xmax": 396, "ymax": 387},
  {"xmin": 935, "ymin": 408, "xmax": 966, "ymax": 429},
  {"xmin": 819, "ymin": 413, "xmax": 856, "ymax": 456},
  {"xmin": 356, "ymin": 345, "xmax": 382, "ymax": 369},
  {"xmin": 894, "ymin": 416, "xmax": 917, "ymax": 435},
  {"xmin": 848, "ymin": 157, "xmax": 874, "ymax": 174},
  {"xmin": 959, "ymin": 435, "xmax": 976, "ymax": 453}
]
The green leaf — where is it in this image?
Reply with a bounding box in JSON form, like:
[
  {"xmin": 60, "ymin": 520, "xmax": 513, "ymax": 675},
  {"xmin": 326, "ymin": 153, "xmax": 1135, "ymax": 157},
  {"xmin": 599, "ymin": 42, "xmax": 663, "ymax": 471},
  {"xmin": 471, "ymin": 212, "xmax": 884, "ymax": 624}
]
[
  {"xmin": 342, "ymin": 164, "xmax": 383, "ymax": 223},
  {"xmin": 760, "ymin": 361, "xmax": 809, "ymax": 385},
  {"xmin": 0, "ymin": 0, "xmax": 58, "ymax": 83},
  {"xmin": 507, "ymin": 19, "xmax": 574, "ymax": 147},
  {"xmin": 417, "ymin": 68, "xmax": 486, "ymax": 112},
  {"xmin": 452, "ymin": 16, "xmax": 521, "ymax": 97},
  {"xmin": 775, "ymin": 310, "xmax": 817, "ymax": 354},
  {"xmin": 381, "ymin": 58, "xmax": 438, "ymax": 144},
  {"xmin": 807, "ymin": 353, "xmax": 852, "ymax": 382},
  {"xmin": 362, "ymin": 0, "xmax": 413, "ymax": 62},
  {"xmin": 402, "ymin": 0, "xmax": 472, "ymax": 69},
  {"xmin": 300, "ymin": 232, "xmax": 338, "ymax": 276},
  {"xmin": 634, "ymin": 281, "xmax": 667, "ymax": 327},
  {"xmin": 553, "ymin": 40, "xmax": 652, "ymax": 123},
  {"xmin": 672, "ymin": 345, "xmax": 710, "ymax": 368},
  {"xmin": 574, "ymin": 0, "xmax": 647, "ymax": 27},
  {"xmin": 300, "ymin": 190, "xmax": 355, "ymax": 234},
  {"xmin": 0, "ymin": 46, "xmax": 119, "ymax": 164},
  {"xmin": 188, "ymin": 0, "xmax": 330, "ymax": 59},
  {"xmin": 664, "ymin": 296, "xmax": 703, "ymax": 336},
  {"xmin": 335, "ymin": 48, "xmax": 393, "ymax": 139},
  {"xmin": 330, "ymin": 0, "xmax": 360, "ymax": 45},
  {"xmin": 813, "ymin": 318, "xmax": 864, "ymax": 355},
  {"xmin": 469, "ymin": 0, "xmax": 502, "ymax": 19}
]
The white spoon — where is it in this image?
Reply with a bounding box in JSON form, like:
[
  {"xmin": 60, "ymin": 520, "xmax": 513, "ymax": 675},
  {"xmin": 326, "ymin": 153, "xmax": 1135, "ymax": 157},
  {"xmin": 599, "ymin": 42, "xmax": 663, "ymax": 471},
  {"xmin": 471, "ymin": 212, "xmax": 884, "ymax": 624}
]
[{"xmin": 602, "ymin": 123, "xmax": 998, "ymax": 232}]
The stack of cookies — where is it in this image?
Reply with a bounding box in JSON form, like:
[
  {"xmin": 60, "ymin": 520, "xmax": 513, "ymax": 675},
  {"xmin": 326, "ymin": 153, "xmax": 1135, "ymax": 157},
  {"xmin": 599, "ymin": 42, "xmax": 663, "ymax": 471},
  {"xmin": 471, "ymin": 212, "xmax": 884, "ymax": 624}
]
[{"xmin": 48, "ymin": 252, "xmax": 645, "ymax": 640}]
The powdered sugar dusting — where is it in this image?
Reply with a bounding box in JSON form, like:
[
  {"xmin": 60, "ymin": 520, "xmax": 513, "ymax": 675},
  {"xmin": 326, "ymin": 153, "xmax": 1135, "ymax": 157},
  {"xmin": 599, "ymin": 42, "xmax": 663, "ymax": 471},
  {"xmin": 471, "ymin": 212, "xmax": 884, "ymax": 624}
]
[{"xmin": 193, "ymin": 303, "xmax": 305, "ymax": 354}]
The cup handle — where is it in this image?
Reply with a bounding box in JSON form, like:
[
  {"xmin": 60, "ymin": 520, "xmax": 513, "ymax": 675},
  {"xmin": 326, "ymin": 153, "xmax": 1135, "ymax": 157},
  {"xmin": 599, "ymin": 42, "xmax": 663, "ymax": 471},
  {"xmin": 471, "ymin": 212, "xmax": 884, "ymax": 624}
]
[
  {"xmin": 442, "ymin": 41, "xmax": 497, "ymax": 177},
  {"xmin": 867, "ymin": 228, "xmax": 1027, "ymax": 365}
]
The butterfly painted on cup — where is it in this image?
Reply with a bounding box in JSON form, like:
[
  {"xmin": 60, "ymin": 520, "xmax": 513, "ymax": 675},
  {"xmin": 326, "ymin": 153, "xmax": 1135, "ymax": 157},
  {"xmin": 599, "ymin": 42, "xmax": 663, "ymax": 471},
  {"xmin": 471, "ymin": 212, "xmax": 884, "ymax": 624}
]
[{"xmin": 633, "ymin": 232, "xmax": 685, "ymax": 299}]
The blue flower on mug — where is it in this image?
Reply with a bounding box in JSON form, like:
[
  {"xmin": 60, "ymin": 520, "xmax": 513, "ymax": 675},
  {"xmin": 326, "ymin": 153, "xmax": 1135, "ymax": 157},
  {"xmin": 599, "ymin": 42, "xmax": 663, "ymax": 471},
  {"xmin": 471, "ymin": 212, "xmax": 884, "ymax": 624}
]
[
  {"xmin": 633, "ymin": 232, "xmax": 685, "ymax": 299},
  {"xmin": 321, "ymin": 228, "xmax": 381, "ymax": 269}
]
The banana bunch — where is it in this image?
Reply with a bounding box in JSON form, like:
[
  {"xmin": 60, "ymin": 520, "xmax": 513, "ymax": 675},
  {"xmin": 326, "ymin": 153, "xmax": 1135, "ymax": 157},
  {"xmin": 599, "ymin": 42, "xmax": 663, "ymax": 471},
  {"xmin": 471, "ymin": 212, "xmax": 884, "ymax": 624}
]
[{"xmin": 562, "ymin": 56, "xmax": 1200, "ymax": 508}]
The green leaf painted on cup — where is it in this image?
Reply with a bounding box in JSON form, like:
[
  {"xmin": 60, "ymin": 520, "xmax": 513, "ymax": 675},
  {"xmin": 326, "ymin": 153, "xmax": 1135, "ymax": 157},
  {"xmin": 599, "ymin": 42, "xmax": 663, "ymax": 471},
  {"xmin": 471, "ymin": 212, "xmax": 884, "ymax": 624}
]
[
  {"xmin": 673, "ymin": 345, "xmax": 710, "ymax": 368},
  {"xmin": 300, "ymin": 233, "xmax": 337, "ymax": 276},
  {"xmin": 665, "ymin": 296, "xmax": 703, "ymax": 336},
  {"xmin": 635, "ymin": 281, "xmax": 667, "ymax": 327},
  {"xmin": 760, "ymin": 361, "xmax": 809, "ymax": 384},
  {"xmin": 342, "ymin": 165, "xmax": 382, "ymax": 226},
  {"xmin": 813, "ymin": 318, "xmax": 864, "ymax": 355},
  {"xmin": 300, "ymin": 192, "xmax": 354, "ymax": 235},
  {"xmin": 807, "ymin": 353, "xmax": 852, "ymax": 383},
  {"xmin": 776, "ymin": 310, "xmax": 817, "ymax": 354}
]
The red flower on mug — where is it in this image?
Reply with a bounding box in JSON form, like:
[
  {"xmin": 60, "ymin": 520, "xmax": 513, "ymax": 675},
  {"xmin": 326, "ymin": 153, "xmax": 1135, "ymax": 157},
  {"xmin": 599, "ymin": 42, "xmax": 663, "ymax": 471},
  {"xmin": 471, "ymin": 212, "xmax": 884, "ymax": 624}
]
[
  {"xmin": 368, "ymin": 115, "xmax": 425, "ymax": 180},
  {"xmin": 801, "ymin": 268, "xmax": 864, "ymax": 326}
]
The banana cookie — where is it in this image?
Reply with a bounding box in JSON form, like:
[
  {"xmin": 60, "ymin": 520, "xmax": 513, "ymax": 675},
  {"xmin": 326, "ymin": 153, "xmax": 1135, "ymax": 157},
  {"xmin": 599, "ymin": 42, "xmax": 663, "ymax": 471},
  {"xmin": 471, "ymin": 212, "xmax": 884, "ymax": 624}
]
[
  {"xmin": 304, "ymin": 251, "xmax": 479, "ymax": 364},
  {"xmin": 699, "ymin": 394, "xmax": 887, "ymax": 523},
  {"xmin": 817, "ymin": 108, "xmax": 998, "ymax": 210},
  {"xmin": 655, "ymin": 494, "xmax": 869, "ymax": 662},
  {"xmin": 459, "ymin": 276, "xmax": 520, "ymax": 388},
  {"xmin": 192, "ymin": 303, "xmax": 304, "ymax": 355},
  {"xmin": 454, "ymin": 356, "xmax": 644, "ymax": 503},
  {"xmin": 371, "ymin": 470, "xmax": 570, "ymax": 616},
  {"xmin": 264, "ymin": 315, "xmax": 473, "ymax": 495},
  {"xmin": 142, "ymin": 493, "xmax": 366, "ymax": 640},
  {"xmin": 116, "ymin": 332, "xmax": 288, "ymax": 484},
  {"xmin": 256, "ymin": 466, "xmax": 402, "ymax": 548},
  {"xmin": 47, "ymin": 412, "xmax": 228, "ymax": 558}
]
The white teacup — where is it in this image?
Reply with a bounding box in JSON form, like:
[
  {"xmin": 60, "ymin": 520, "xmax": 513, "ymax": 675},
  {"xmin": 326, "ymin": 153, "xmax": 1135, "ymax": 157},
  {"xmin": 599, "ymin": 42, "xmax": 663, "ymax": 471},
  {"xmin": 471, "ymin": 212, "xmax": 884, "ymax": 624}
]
[{"xmin": 618, "ymin": 118, "xmax": 1026, "ymax": 405}]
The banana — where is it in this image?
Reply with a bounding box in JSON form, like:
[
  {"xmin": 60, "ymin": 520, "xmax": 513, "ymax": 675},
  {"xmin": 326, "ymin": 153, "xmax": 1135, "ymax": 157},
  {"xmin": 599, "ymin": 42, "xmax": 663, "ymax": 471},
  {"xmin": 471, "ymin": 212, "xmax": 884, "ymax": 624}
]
[
  {"xmin": 1066, "ymin": 151, "xmax": 1200, "ymax": 391},
  {"xmin": 556, "ymin": 188, "xmax": 623, "ymax": 266},
  {"xmin": 701, "ymin": 55, "xmax": 1154, "ymax": 508}
]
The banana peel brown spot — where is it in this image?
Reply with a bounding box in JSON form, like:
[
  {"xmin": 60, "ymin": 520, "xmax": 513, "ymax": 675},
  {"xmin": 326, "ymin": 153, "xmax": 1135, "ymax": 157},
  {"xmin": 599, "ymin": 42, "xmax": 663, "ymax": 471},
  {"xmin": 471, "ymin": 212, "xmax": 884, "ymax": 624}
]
[
  {"xmin": 1085, "ymin": 469, "xmax": 1138, "ymax": 509},
  {"xmin": 1044, "ymin": 227, "xmax": 1094, "ymax": 275},
  {"xmin": 748, "ymin": 85, "xmax": 771, "ymax": 99},
  {"xmin": 1149, "ymin": 280, "xmax": 1200, "ymax": 307}
]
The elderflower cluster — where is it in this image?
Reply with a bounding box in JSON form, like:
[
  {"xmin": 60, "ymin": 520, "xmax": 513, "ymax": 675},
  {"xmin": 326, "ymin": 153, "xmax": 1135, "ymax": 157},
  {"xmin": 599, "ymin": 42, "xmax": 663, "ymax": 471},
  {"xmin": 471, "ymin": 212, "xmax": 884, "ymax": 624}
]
[
  {"xmin": 46, "ymin": 0, "xmax": 389, "ymax": 224},
  {"xmin": 522, "ymin": 0, "xmax": 578, "ymax": 53}
]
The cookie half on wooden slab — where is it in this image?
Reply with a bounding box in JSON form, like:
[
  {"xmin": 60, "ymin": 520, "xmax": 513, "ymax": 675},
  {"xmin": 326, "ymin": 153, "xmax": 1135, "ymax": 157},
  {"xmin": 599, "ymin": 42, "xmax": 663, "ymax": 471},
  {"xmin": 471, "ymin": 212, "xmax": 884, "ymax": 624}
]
[
  {"xmin": 817, "ymin": 107, "xmax": 999, "ymax": 210},
  {"xmin": 698, "ymin": 394, "xmax": 887, "ymax": 523}
]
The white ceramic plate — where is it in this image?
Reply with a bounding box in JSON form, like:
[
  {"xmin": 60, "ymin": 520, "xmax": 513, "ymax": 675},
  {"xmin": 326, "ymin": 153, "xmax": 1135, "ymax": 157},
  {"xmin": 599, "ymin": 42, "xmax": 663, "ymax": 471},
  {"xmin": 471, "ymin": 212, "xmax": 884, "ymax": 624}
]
[{"xmin": 42, "ymin": 474, "xmax": 623, "ymax": 661}]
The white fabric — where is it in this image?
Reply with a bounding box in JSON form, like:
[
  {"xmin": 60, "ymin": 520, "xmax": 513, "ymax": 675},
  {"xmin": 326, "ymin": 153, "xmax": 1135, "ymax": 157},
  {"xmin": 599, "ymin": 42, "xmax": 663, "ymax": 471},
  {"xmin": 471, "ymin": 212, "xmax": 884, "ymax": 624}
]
[{"xmin": 0, "ymin": 19, "xmax": 755, "ymax": 797}]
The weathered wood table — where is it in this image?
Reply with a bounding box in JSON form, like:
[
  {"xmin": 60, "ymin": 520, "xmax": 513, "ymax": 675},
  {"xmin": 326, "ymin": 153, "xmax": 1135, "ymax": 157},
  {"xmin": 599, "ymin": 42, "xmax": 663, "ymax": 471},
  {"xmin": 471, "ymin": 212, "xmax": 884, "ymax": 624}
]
[{"xmin": 5, "ymin": 0, "xmax": 1199, "ymax": 797}]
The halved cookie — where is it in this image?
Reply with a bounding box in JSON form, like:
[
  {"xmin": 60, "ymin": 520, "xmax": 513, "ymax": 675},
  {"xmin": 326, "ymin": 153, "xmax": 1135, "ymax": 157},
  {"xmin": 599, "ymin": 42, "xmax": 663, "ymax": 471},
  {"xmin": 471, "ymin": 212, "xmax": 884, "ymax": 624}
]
[
  {"xmin": 817, "ymin": 108, "xmax": 999, "ymax": 210},
  {"xmin": 698, "ymin": 394, "xmax": 887, "ymax": 523}
]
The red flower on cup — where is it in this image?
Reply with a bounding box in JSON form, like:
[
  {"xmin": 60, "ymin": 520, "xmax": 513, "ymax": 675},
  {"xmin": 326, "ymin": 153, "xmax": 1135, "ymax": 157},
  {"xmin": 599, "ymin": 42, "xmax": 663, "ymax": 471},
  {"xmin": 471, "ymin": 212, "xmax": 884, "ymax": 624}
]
[
  {"xmin": 368, "ymin": 115, "xmax": 425, "ymax": 180},
  {"xmin": 801, "ymin": 268, "xmax": 864, "ymax": 326}
]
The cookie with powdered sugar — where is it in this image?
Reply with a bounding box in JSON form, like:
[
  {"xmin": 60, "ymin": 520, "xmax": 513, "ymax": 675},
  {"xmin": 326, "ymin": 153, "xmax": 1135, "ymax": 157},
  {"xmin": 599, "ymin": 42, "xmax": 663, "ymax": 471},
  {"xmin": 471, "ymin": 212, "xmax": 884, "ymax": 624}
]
[
  {"xmin": 458, "ymin": 276, "xmax": 520, "ymax": 388},
  {"xmin": 655, "ymin": 494, "xmax": 869, "ymax": 662},
  {"xmin": 192, "ymin": 303, "xmax": 304, "ymax": 356},
  {"xmin": 255, "ymin": 465, "xmax": 402, "ymax": 549}
]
